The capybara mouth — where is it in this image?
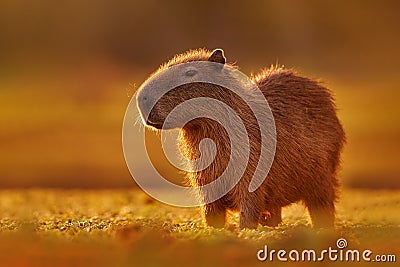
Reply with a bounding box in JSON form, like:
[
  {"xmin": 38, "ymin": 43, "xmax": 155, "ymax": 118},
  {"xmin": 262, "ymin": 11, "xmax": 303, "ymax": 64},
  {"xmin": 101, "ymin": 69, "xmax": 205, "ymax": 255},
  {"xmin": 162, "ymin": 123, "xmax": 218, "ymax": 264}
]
[{"xmin": 145, "ymin": 119, "xmax": 164, "ymax": 129}]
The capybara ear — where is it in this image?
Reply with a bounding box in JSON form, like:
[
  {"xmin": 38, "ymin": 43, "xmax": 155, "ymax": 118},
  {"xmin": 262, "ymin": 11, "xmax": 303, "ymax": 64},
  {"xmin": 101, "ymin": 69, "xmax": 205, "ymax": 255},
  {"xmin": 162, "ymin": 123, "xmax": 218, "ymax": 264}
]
[{"xmin": 208, "ymin": 49, "xmax": 226, "ymax": 65}]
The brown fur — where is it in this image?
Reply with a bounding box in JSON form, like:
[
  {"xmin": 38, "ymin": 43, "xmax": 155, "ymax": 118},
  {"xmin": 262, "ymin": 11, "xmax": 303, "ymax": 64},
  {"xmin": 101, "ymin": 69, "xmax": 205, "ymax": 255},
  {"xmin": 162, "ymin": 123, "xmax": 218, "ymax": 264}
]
[{"xmin": 138, "ymin": 48, "xmax": 346, "ymax": 229}]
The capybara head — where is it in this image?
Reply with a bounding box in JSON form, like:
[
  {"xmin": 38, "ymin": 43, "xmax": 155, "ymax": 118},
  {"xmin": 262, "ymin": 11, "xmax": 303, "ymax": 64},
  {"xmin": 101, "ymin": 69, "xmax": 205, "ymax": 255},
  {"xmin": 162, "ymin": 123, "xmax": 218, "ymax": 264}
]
[{"xmin": 136, "ymin": 49, "xmax": 228, "ymax": 130}]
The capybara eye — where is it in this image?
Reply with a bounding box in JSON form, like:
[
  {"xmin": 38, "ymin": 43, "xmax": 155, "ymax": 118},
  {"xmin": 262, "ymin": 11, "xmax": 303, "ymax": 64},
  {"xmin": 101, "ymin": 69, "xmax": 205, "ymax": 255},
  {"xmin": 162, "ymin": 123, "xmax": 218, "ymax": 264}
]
[{"xmin": 185, "ymin": 69, "xmax": 197, "ymax": 77}]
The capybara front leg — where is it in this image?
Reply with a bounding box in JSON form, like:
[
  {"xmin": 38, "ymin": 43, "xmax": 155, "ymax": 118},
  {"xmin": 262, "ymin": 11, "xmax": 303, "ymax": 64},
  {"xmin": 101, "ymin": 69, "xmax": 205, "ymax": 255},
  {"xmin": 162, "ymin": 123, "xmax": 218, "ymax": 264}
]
[
  {"xmin": 239, "ymin": 202, "xmax": 260, "ymax": 229},
  {"xmin": 203, "ymin": 203, "xmax": 226, "ymax": 228}
]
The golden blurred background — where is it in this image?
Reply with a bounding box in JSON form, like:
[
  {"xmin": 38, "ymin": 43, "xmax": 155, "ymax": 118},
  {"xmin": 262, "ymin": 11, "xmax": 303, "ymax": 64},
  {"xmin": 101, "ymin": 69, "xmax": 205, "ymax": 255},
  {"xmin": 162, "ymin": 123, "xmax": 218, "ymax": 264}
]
[{"xmin": 0, "ymin": 0, "xmax": 399, "ymax": 188}]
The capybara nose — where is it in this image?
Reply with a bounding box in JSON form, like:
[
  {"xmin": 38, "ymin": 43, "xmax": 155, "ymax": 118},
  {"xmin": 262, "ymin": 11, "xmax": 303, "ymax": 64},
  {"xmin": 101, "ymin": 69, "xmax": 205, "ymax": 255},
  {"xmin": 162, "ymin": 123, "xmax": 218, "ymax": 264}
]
[
  {"xmin": 137, "ymin": 93, "xmax": 152, "ymax": 117},
  {"xmin": 146, "ymin": 119, "xmax": 163, "ymax": 128},
  {"xmin": 138, "ymin": 94, "xmax": 149, "ymax": 107}
]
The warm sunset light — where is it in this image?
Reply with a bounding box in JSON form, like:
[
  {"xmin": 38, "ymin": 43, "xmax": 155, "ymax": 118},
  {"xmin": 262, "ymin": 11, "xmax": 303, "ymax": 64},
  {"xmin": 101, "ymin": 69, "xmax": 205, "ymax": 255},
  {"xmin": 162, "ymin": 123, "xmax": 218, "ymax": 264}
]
[{"xmin": 0, "ymin": 1, "xmax": 399, "ymax": 267}]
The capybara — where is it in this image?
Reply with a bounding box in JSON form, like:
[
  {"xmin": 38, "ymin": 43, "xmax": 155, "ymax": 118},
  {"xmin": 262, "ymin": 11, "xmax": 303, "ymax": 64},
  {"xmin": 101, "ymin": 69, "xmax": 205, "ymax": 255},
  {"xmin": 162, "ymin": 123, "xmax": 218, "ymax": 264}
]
[{"xmin": 136, "ymin": 48, "xmax": 345, "ymax": 229}]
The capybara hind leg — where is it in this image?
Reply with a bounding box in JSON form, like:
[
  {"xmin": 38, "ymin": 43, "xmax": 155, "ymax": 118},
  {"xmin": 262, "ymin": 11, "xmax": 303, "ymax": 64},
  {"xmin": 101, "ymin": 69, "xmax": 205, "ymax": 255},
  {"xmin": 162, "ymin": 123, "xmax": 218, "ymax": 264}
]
[
  {"xmin": 239, "ymin": 202, "xmax": 260, "ymax": 229},
  {"xmin": 306, "ymin": 201, "xmax": 335, "ymax": 228},
  {"xmin": 259, "ymin": 207, "xmax": 282, "ymax": 227},
  {"xmin": 203, "ymin": 204, "xmax": 226, "ymax": 228}
]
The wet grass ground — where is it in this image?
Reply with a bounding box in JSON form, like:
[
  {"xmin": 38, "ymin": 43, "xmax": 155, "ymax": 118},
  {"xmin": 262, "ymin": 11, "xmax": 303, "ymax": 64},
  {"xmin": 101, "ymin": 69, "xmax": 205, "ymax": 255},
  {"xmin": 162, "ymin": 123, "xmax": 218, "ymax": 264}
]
[{"xmin": 0, "ymin": 188, "xmax": 399, "ymax": 267}]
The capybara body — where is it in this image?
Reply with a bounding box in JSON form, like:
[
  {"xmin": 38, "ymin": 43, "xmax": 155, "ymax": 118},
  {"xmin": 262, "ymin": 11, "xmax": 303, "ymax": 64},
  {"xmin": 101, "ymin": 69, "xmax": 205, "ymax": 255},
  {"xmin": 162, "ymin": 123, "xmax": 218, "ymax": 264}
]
[{"xmin": 136, "ymin": 48, "xmax": 345, "ymax": 229}]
